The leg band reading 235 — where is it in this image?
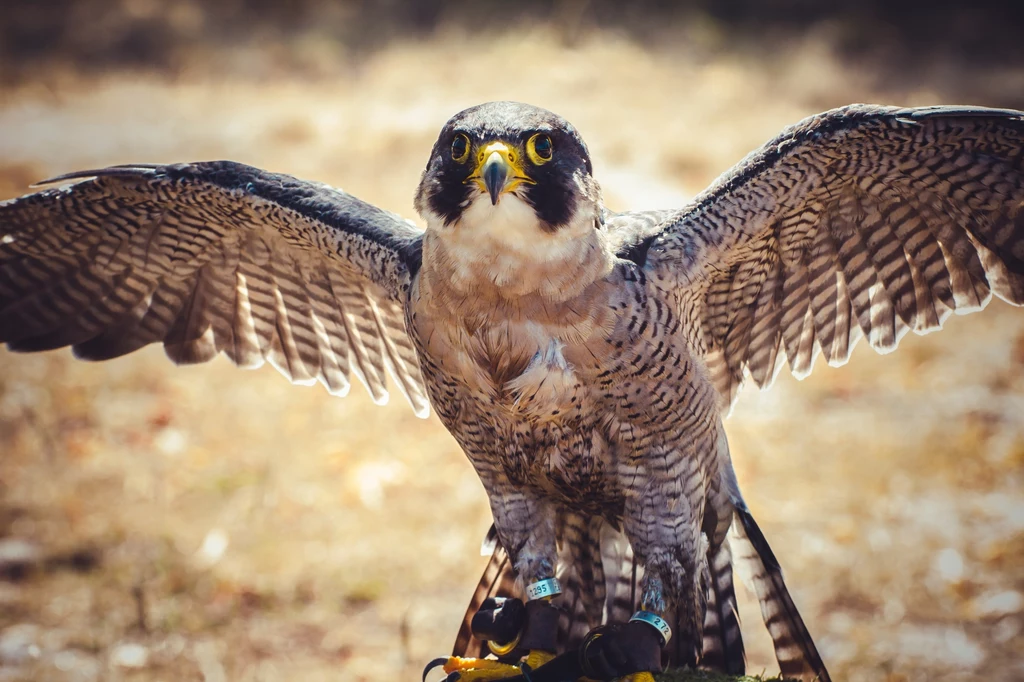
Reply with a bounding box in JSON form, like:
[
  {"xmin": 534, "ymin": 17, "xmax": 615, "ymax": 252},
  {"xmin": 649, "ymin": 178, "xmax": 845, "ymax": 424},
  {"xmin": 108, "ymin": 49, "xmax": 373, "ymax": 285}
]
[
  {"xmin": 630, "ymin": 611, "xmax": 672, "ymax": 645},
  {"xmin": 525, "ymin": 578, "xmax": 561, "ymax": 600}
]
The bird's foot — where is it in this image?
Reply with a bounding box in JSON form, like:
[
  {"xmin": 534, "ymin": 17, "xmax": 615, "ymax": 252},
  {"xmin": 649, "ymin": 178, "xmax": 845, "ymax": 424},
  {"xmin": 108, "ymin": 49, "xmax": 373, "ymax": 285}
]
[
  {"xmin": 423, "ymin": 651, "xmax": 556, "ymax": 682},
  {"xmin": 427, "ymin": 596, "xmax": 561, "ymax": 681},
  {"xmin": 423, "ymin": 656, "xmax": 522, "ymax": 682}
]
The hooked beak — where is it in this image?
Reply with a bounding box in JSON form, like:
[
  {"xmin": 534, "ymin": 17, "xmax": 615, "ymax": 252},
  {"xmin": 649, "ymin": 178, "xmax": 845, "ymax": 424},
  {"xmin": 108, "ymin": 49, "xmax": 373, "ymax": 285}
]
[{"xmin": 482, "ymin": 151, "xmax": 510, "ymax": 205}]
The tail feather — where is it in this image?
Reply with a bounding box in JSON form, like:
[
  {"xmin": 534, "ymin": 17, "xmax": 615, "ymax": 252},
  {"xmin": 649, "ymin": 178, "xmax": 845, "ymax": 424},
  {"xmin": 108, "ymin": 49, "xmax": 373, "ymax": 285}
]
[
  {"xmin": 579, "ymin": 520, "xmax": 607, "ymax": 624},
  {"xmin": 733, "ymin": 505, "xmax": 831, "ymax": 682},
  {"xmin": 452, "ymin": 529, "xmax": 517, "ymax": 658},
  {"xmin": 557, "ymin": 514, "xmax": 608, "ymax": 650},
  {"xmin": 558, "ymin": 570, "xmax": 595, "ymax": 651},
  {"xmin": 699, "ymin": 537, "xmax": 745, "ymax": 674},
  {"xmin": 601, "ymin": 523, "xmax": 639, "ymax": 630}
]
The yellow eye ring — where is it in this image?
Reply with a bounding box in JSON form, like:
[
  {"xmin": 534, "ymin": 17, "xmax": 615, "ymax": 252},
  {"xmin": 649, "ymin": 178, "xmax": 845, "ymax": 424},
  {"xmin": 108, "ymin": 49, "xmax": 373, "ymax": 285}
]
[
  {"xmin": 527, "ymin": 133, "xmax": 553, "ymax": 165},
  {"xmin": 451, "ymin": 133, "xmax": 471, "ymax": 163}
]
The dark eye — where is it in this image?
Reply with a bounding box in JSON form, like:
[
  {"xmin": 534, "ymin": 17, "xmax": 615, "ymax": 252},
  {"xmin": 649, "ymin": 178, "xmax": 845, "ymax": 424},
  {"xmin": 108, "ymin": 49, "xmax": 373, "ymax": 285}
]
[
  {"xmin": 527, "ymin": 134, "xmax": 553, "ymax": 164},
  {"xmin": 451, "ymin": 133, "xmax": 470, "ymax": 162}
]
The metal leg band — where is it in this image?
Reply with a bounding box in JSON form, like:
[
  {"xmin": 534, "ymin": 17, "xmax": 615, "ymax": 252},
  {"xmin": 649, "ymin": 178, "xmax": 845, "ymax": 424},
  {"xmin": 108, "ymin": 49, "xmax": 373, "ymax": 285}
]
[
  {"xmin": 629, "ymin": 610, "xmax": 672, "ymax": 645},
  {"xmin": 525, "ymin": 578, "xmax": 561, "ymax": 601}
]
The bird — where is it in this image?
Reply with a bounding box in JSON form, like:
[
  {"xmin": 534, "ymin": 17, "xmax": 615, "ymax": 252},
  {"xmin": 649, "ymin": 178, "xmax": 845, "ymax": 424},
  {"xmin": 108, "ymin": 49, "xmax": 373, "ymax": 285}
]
[{"xmin": 1, "ymin": 100, "xmax": 1023, "ymax": 682}]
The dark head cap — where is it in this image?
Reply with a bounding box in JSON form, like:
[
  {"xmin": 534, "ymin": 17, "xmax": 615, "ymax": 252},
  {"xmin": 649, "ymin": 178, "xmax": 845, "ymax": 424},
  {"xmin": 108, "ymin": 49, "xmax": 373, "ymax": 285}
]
[{"xmin": 415, "ymin": 101, "xmax": 598, "ymax": 230}]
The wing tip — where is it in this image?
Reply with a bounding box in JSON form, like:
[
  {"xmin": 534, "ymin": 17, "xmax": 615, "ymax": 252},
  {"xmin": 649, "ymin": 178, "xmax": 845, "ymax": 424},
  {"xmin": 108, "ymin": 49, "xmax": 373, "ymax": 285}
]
[
  {"xmin": 904, "ymin": 104, "xmax": 1024, "ymax": 121},
  {"xmin": 33, "ymin": 164, "xmax": 164, "ymax": 187},
  {"xmin": 368, "ymin": 388, "xmax": 390, "ymax": 407},
  {"xmin": 324, "ymin": 381, "xmax": 352, "ymax": 398},
  {"xmin": 411, "ymin": 400, "xmax": 431, "ymax": 419}
]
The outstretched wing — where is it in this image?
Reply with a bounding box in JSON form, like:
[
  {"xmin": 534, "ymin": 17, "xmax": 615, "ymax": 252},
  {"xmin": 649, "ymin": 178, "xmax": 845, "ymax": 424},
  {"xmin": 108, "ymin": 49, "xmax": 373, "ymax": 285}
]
[
  {"xmin": 636, "ymin": 105, "xmax": 1024, "ymax": 409},
  {"xmin": 0, "ymin": 161, "xmax": 431, "ymax": 416}
]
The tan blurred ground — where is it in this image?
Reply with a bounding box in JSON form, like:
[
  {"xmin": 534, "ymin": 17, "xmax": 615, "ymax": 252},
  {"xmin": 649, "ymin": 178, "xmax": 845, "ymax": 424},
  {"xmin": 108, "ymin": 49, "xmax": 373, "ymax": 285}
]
[{"xmin": 0, "ymin": 12, "xmax": 1023, "ymax": 682}]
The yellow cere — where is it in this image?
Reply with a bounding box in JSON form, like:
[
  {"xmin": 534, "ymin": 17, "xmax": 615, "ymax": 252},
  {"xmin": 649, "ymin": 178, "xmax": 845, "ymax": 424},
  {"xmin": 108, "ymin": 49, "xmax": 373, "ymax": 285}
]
[{"xmin": 469, "ymin": 140, "xmax": 537, "ymax": 195}]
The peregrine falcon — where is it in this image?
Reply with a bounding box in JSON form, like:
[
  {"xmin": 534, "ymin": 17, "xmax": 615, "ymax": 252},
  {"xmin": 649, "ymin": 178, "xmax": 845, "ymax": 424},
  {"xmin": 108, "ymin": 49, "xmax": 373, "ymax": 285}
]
[{"xmin": 2, "ymin": 101, "xmax": 1023, "ymax": 682}]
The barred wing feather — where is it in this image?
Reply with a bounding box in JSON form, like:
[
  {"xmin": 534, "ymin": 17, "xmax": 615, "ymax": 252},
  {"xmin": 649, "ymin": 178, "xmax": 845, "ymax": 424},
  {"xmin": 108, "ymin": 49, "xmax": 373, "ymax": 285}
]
[
  {"xmin": 0, "ymin": 161, "xmax": 430, "ymax": 417},
  {"xmin": 644, "ymin": 105, "xmax": 1024, "ymax": 409}
]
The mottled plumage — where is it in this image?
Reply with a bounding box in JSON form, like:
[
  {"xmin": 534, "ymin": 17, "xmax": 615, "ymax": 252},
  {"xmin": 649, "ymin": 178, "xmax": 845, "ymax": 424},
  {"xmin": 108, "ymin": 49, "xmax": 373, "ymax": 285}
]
[
  {"xmin": 0, "ymin": 162, "xmax": 429, "ymax": 414},
  {"xmin": 2, "ymin": 102, "xmax": 1022, "ymax": 682}
]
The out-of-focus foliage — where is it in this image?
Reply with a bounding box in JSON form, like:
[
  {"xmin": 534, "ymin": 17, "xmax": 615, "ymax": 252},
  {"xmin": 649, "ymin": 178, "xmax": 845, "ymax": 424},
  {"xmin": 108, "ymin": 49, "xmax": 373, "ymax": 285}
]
[
  {"xmin": 0, "ymin": 3, "xmax": 1022, "ymax": 682},
  {"xmin": 1, "ymin": 0, "xmax": 1023, "ymax": 85}
]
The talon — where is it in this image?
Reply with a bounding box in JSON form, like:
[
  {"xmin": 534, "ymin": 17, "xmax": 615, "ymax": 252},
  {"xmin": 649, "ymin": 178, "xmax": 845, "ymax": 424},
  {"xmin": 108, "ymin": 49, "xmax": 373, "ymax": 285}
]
[
  {"xmin": 422, "ymin": 656, "xmax": 524, "ymax": 682},
  {"xmin": 424, "ymin": 657, "xmax": 452, "ymax": 682}
]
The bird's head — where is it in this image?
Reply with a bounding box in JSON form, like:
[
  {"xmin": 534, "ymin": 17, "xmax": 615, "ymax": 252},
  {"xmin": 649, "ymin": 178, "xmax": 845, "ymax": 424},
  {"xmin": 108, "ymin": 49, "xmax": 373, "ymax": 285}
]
[{"xmin": 414, "ymin": 101, "xmax": 602, "ymax": 235}]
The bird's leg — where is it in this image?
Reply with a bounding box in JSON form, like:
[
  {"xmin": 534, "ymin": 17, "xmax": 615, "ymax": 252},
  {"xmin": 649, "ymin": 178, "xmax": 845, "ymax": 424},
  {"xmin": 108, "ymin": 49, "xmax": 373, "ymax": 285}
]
[
  {"xmin": 576, "ymin": 552, "xmax": 704, "ymax": 682},
  {"xmin": 637, "ymin": 549, "xmax": 707, "ymax": 663},
  {"xmin": 576, "ymin": 565, "xmax": 681, "ymax": 682},
  {"xmin": 505, "ymin": 508, "xmax": 560, "ymax": 670},
  {"xmin": 633, "ymin": 500, "xmax": 709, "ymax": 668},
  {"xmin": 577, "ymin": 452, "xmax": 709, "ymax": 681},
  {"xmin": 426, "ymin": 493, "xmax": 561, "ymax": 682}
]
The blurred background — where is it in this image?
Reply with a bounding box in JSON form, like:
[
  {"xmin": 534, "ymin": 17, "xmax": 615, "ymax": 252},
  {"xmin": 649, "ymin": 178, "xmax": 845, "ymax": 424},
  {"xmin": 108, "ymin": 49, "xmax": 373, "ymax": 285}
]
[{"xmin": 0, "ymin": 1, "xmax": 1023, "ymax": 681}]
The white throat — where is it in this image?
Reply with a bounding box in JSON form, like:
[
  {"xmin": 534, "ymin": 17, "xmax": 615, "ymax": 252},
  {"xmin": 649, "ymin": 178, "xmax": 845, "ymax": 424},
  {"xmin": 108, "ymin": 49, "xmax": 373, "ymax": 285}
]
[{"xmin": 420, "ymin": 193, "xmax": 611, "ymax": 302}]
